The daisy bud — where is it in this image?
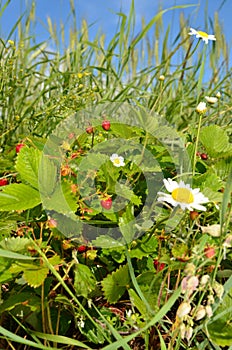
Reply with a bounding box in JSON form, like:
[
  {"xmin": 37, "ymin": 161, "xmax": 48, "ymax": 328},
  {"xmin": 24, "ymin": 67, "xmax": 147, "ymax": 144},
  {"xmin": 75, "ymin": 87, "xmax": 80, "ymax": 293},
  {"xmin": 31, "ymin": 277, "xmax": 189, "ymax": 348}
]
[
  {"xmin": 158, "ymin": 74, "xmax": 165, "ymax": 81},
  {"xmin": 216, "ymin": 91, "xmax": 221, "ymax": 98},
  {"xmin": 196, "ymin": 102, "xmax": 207, "ymax": 114},
  {"xmin": 205, "ymin": 96, "xmax": 218, "ymax": 104},
  {"xmin": 177, "ymin": 302, "xmax": 191, "ymax": 318}
]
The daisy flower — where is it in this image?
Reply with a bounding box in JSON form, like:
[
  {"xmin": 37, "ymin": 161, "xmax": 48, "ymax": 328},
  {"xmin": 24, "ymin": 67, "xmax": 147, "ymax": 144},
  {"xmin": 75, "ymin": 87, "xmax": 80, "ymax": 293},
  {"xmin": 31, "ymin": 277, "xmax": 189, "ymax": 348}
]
[
  {"xmin": 157, "ymin": 178, "xmax": 209, "ymax": 211},
  {"xmin": 188, "ymin": 28, "xmax": 216, "ymax": 44},
  {"xmin": 110, "ymin": 153, "xmax": 125, "ymax": 167},
  {"xmin": 205, "ymin": 96, "xmax": 218, "ymax": 104},
  {"xmin": 196, "ymin": 101, "xmax": 207, "ymax": 114}
]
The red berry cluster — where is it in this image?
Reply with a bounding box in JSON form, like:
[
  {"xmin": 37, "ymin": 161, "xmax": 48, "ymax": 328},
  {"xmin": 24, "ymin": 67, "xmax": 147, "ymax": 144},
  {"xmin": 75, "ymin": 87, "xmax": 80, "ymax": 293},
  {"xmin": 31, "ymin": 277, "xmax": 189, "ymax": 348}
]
[
  {"xmin": 85, "ymin": 119, "xmax": 111, "ymax": 134},
  {"xmin": 153, "ymin": 259, "xmax": 166, "ymax": 272}
]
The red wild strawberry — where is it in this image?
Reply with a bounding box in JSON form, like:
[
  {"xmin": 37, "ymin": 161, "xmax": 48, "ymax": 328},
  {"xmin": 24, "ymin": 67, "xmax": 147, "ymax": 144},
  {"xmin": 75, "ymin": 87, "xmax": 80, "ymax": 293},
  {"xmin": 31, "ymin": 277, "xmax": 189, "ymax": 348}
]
[
  {"xmin": 86, "ymin": 126, "xmax": 94, "ymax": 134},
  {"xmin": 154, "ymin": 259, "xmax": 166, "ymax": 272},
  {"xmin": 77, "ymin": 245, "xmax": 88, "ymax": 253},
  {"xmin": 102, "ymin": 120, "xmax": 111, "ymax": 131},
  {"xmin": 200, "ymin": 153, "xmax": 208, "ymax": 160},
  {"xmin": 0, "ymin": 178, "xmax": 8, "ymax": 186},
  {"xmin": 204, "ymin": 246, "xmax": 216, "ymax": 259},
  {"xmin": 100, "ymin": 198, "xmax": 112, "ymax": 210},
  {"xmin": 16, "ymin": 143, "xmax": 25, "ymax": 153}
]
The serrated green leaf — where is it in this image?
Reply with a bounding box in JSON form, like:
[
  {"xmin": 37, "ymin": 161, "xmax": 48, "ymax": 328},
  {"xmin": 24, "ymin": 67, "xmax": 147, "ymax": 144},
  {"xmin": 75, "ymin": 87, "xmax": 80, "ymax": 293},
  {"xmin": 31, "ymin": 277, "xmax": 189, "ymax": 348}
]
[
  {"xmin": 0, "ymin": 184, "xmax": 41, "ymax": 211},
  {"xmin": 0, "ymin": 237, "xmax": 31, "ymax": 252},
  {"xmin": 38, "ymin": 154, "xmax": 58, "ymax": 196},
  {"xmin": 115, "ymin": 182, "xmax": 141, "ymax": 206},
  {"xmin": 101, "ymin": 264, "xmax": 130, "ymax": 303},
  {"xmin": 200, "ymin": 125, "xmax": 232, "ymax": 158},
  {"xmin": 16, "ymin": 147, "xmax": 41, "ymax": 189},
  {"xmin": 23, "ymin": 265, "xmax": 49, "ymax": 287},
  {"xmin": 74, "ymin": 263, "xmax": 96, "ymax": 298},
  {"xmin": 10, "ymin": 261, "xmax": 49, "ymax": 287},
  {"xmin": 42, "ymin": 181, "xmax": 77, "ymax": 215},
  {"xmin": 213, "ymin": 157, "xmax": 232, "ymax": 179},
  {"xmin": 207, "ymin": 288, "xmax": 232, "ymax": 346}
]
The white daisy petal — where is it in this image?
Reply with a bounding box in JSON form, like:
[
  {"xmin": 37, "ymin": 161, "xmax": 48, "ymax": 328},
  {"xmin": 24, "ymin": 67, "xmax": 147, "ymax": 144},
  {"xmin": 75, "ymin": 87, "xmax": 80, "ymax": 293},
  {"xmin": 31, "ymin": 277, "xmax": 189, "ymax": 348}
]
[
  {"xmin": 157, "ymin": 178, "xmax": 209, "ymax": 211},
  {"xmin": 163, "ymin": 178, "xmax": 178, "ymax": 192},
  {"xmin": 188, "ymin": 28, "xmax": 216, "ymax": 44}
]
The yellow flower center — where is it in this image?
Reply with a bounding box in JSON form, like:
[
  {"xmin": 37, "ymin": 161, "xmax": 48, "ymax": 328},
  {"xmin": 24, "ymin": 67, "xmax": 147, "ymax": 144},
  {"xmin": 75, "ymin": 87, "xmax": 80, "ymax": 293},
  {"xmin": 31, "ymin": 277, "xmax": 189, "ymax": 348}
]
[
  {"xmin": 113, "ymin": 158, "xmax": 120, "ymax": 165},
  {"xmin": 197, "ymin": 31, "xmax": 209, "ymax": 38},
  {"xmin": 172, "ymin": 188, "xmax": 194, "ymax": 204}
]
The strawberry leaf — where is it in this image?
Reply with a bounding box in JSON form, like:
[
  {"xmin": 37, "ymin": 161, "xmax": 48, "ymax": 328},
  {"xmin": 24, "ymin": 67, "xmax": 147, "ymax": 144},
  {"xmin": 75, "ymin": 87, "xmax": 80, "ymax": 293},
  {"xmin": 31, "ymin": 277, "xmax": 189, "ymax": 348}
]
[{"xmin": 101, "ymin": 264, "xmax": 130, "ymax": 303}]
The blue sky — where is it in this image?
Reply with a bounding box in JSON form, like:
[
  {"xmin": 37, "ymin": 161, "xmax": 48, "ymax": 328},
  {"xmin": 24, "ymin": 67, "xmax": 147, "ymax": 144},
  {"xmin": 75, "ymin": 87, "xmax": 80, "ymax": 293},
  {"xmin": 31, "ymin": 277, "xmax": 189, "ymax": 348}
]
[
  {"xmin": 0, "ymin": 0, "xmax": 231, "ymax": 69},
  {"xmin": 0, "ymin": 0, "xmax": 230, "ymax": 42}
]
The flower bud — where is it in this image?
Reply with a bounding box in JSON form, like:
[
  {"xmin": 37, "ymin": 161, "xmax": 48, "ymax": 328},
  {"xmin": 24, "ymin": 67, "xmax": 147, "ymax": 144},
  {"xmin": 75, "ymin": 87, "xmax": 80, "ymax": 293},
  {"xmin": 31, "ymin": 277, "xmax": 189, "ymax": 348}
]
[
  {"xmin": 195, "ymin": 305, "xmax": 206, "ymax": 320},
  {"xmin": 177, "ymin": 302, "xmax": 191, "ymax": 318},
  {"xmin": 200, "ymin": 275, "xmax": 210, "ymax": 287},
  {"xmin": 196, "ymin": 102, "xmax": 207, "ymax": 114},
  {"xmin": 213, "ymin": 281, "xmax": 224, "ymax": 299},
  {"xmin": 158, "ymin": 74, "xmax": 165, "ymax": 81},
  {"xmin": 205, "ymin": 96, "xmax": 218, "ymax": 104},
  {"xmin": 185, "ymin": 326, "xmax": 193, "ymax": 342},
  {"xmin": 205, "ymin": 305, "xmax": 213, "ymax": 318}
]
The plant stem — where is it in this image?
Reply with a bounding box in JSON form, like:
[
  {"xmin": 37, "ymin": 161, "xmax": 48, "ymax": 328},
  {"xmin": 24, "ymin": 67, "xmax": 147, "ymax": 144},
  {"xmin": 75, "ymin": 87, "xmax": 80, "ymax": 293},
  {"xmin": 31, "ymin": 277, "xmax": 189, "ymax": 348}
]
[{"xmin": 192, "ymin": 113, "xmax": 202, "ymax": 176}]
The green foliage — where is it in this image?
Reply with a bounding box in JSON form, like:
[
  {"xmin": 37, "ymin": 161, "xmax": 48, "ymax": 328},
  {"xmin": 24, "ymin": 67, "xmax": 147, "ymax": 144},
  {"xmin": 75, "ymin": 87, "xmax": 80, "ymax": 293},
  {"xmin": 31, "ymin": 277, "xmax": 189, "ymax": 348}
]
[
  {"xmin": 0, "ymin": 183, "xmax": 41, "ymax": 211},
  {"xmin": 74, "ymin": 263, "xmax": 97, "ymax": 298},
  {"xmin": 207, "ymin": 288, "xmax": 232, "ymax": 346},
  {"xmin": 15, "ymin": 147, "xmax": 41, "ymax": 189},
  {"xmin": 101, "ymin": 264, "xmax": 130, "ymax": 303},
  {"xmin": 0, "ymin": 0, "xmax": 231, "ymax": 349},
  {"xmin": 200, "ymin": 125, "xmax": 232, "ymax": 158}
]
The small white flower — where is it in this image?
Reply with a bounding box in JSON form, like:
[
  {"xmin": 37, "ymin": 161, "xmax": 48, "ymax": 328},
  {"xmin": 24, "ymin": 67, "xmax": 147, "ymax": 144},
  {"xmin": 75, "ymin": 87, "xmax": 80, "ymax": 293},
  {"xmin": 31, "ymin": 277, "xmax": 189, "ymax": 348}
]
[
  {"xmin": 196, "ymin": 101, "xmax": 207, "ymax": 114},
  {"xmin": 188, "ymin": 28, "xmax": 216, "ymax": 44},
  {"xmin": 157, "ymin": 178, "xmax": 209, "ymax": 211},
  {"xmin": 110, "ymin": 153, "xmax": 125, "ymax": 167},
  {"xmin": 205, "ymin": 96, "xmax": 218, "ymax": 104},
  {"xmin": 216, "ymin": 91, "xmax": 221, "ymax": 98}
]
